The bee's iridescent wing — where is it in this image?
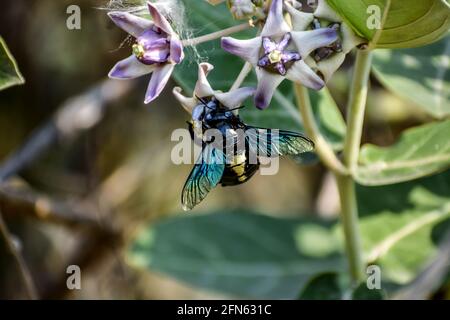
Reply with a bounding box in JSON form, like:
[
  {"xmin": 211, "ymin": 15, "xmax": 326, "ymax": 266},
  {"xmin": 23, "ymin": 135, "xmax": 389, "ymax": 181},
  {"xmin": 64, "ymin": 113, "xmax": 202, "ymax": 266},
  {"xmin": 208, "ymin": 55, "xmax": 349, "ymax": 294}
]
[
  {"xmin": 181, "ymin": 144, "xmax": 225, "ymax": 211},
  {"xmin": 245, "ymin": 127, "xmax": 315, "ymax": 157}
]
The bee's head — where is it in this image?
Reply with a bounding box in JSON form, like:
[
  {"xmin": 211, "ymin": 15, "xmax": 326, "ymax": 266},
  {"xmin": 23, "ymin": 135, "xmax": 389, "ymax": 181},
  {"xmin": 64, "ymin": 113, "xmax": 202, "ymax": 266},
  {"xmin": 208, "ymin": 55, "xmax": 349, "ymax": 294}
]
[
  {"xmin": 192, "ymin": 96, "xmax": 219, "ymax": 121},
  {"xmin": 192, "ymin": 95, "xmax": 244, "ymax": 123}
]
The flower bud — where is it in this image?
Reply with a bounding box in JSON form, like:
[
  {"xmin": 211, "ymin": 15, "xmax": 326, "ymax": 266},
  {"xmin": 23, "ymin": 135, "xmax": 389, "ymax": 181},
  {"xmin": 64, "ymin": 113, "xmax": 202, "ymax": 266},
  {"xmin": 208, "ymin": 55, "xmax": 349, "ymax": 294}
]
[{"xmin": 227, "ymin": 0, "xmax": 265, "ymax": 20}]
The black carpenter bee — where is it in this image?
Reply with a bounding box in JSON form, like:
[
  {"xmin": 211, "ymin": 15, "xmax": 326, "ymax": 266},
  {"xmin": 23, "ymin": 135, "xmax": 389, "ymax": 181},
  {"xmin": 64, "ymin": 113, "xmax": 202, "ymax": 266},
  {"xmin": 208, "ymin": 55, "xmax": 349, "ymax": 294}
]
[{"xmin": 181, "ymin": 97, "xmax": 314, "ymax": 210}]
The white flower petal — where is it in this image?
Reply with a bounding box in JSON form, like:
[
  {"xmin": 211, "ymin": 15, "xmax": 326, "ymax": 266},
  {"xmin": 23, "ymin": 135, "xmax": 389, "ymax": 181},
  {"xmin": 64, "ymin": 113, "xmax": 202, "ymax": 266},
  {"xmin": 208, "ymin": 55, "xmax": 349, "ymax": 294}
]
[
  {"xmin": 173, "ymin": 87, "xmax": 197, "ymax": 114},
  {"xmin": 221, "ymin": 36, "xmax": 262, "ymax": 65},
  {"xmin": 145, "ymin": 63, "xmax": 174, "ymax": 104},
  {"xmin": 254, "ymin": 68, "xmax": 284, "ymax": 109},
  {"xmin": 304, "ymin": 55, "xmax": 317, "ymax": 68},
  {"xmin": 286, "ymin": 60, "xmax": 324, "ymax": 90},
  {"xmin": 147, "ymin": 2, "xmax": 174, "ymax": 35},
  {"xmin": 285, "ymin": 3, "xmax": 315, "ymax": 31},
  {"xmin": 194, "ymin": 63, "xmax": 215, "ymax": 97},
  {"xmin": 108, "ymin": 55, "xmax": 155, "ymax": 79},
  {"xmin": 108, "ymin": 11, "xmax": 153, "ymax": 38},
  {"xmin": 314, "ymin": 0, "xmax": 341, "ymax": 22},
  {"xmin": 316, "ymin": 52, "xmax": 346, "ymax": 82},
  {"xmin": 215, "ymin": 87, "xmax": 255, "ymax": 109},
  {"xmin": 169, "ymin": 36, "xmax": 184, "ymax": 64},
  {"xmin": 291, "ymin": 28, "xmax": 338, "ymax": 58},
  {"xmin": 261, "ymin": 0, "xmax": 290, "ymax": 37},
  {"xmin": 341, "ymin": 23, "xmax": 366, "ymax": 54}
]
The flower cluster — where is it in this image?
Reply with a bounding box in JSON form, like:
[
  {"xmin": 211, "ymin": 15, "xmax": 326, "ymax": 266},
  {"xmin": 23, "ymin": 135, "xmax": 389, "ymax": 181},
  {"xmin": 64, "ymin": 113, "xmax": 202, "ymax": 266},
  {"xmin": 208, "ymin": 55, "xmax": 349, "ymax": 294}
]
[
  {"xmin": 285, "ymin": 0, "xmax": 366, "ymax": 82},
  {"xmin": 107, "ymin": 0, "xmax": 365, "ymax": 112},
  {"xmin": 221, "ymin": 0, "xmax": 338, "ymax": 109}
]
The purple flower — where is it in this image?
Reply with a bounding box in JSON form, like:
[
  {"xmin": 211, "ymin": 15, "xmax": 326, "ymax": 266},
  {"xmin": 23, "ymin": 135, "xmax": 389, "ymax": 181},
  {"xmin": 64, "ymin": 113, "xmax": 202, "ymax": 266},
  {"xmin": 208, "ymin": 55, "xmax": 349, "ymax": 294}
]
[
  {"xmin": 221, "ymin": 0, "xmax": 338, "ymax": 109},
  {"xmin": 108, "ymin": 2, "xmax": 184, "ymax": 104},
  {"xmin": 258, "ymin": 33, "xmax": 301, "ymax": 76}
]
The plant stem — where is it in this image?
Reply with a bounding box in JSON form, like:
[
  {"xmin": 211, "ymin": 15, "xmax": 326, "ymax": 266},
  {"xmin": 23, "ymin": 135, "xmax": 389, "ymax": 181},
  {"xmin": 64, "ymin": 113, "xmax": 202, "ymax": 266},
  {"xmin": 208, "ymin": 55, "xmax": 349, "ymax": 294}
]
[
  {"xmin": 294, "ymin": 84, "xmax": 348, "ymax": 176},
  {"xmin": 182, "ymin": 22, "xmax": 252, "ymax": 47},
  {"xmin": 335, "ymin": 174, "xmax": 364, "ymax": 284},
  {"xmin": 343, "ymin": 49, "xmax": 373, "ymax": 173},
  {"xmin": 0, "ymin": 209, "xmax": 39, "ymax": 299},
  {"xmin": 337, "ymin": 49, "xmax": 373, "ymax": 284},
  {"xmin": 295, "ymin": 48, "xmax": 373, "ymax": 285},
  {"xmin": 230, "ymin": 62, "xmax": 253, "ymax": 91}
]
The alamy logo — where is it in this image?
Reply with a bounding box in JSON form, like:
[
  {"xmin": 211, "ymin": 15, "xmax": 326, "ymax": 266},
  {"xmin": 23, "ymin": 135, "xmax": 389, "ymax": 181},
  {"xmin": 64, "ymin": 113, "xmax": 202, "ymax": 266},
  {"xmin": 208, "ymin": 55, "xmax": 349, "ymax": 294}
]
[
  {"xmin": 66, "ymin": 5, "xmax": 81, "ymax": 30},
  {"xmin": 366, "ymin": 5, "xmax": 381, "ymax": 30},
  {"xmin": 66, "ymin": 265, "xmax": 81, "ymax": 290},
  {"xmin": 366, "ymin": 265, "xmax": 381, "ymax": 290}
]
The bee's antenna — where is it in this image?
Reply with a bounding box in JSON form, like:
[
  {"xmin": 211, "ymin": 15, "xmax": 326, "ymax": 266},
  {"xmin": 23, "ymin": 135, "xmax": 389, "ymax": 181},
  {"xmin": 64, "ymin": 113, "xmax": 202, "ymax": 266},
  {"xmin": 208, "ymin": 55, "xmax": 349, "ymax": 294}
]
[
  {"xmin": 227, "ymin": 105, "xmax": 246, "ymax": 112},
  {"xmin": 195, "ymin": 95, "xmax": 215, "ymax": 110}
]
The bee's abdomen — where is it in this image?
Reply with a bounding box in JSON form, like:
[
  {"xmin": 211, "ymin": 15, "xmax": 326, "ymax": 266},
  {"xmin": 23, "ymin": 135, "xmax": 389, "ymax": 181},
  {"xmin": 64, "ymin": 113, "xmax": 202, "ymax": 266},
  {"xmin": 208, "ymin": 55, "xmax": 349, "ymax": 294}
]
[{"xmin": 220, "ymin": 154, "xmax": 259, "ymax": 187}]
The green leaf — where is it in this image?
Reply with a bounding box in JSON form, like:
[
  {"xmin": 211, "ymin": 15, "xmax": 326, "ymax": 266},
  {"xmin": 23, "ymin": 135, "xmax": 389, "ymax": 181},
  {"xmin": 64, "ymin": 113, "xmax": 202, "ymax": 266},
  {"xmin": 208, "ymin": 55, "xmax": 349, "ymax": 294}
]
[
  {"xmin": 357, "ymin": 170, "xmax": 450, "ymax": 216},
  {"xmin": 362, "ymin": 207, "xmax": 450, "ymax": 284},
  {"xmin": 173, "ymin": 1, "xmax": 346, "ymax": 151},
  {"xmin": 128, "ymin": 211, "xmax": 343, "ymax": 299},
  {"xmin": 356, "ymin": 120, "xmax": 450, "ymax": 186},
  {"xmin": 357, "ymin": 171, "xmax": 450, "ymax": 284},
  {"xmin": 326, "ymin": 0, "xmax": 450, "ymax": 48},
  {"xmin": 372, "ymin": 36, "xmax": 450, "ymax": 119},
  {"xmin": 299, "ymin": 272, "xmax": 343, "ymax": 300},
  {"xmin": 0, "ymin": 36, "xmax": 24, "ymax": 91},
  {"xmin": 309, "ymin": 88, "xmax": 347, "ymax": 150},
  {"xmin": 299, "ymin": 272, "xmax": 386, "ymax": 300},
  {"xmin": 351, "ymin": 283, "xmax": 386, "ymax": 300}
]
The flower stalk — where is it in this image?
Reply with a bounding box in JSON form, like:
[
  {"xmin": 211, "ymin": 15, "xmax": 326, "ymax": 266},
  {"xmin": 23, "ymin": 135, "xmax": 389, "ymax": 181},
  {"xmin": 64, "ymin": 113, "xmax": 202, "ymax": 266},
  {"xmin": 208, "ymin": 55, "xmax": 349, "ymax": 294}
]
[
  {"xmin": 294, "ymin": 84, "xmax": 347, "ymax": 176},
  {"xmin": 230, "ymin": 61, "xmax": 253, "ymax": 91},
  {"xmin": 182, "ymin": 22, "xmax": 253, "ymax": 47}
]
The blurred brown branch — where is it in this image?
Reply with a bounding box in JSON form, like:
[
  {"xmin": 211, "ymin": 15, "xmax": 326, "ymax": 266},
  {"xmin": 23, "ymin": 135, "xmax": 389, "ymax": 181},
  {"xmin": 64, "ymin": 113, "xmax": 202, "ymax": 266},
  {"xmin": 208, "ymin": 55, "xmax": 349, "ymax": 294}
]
[
  {"xmin": 0, "ymin": 184, "xmax": 115, "ymax": 232},
  {"xmin": 0, "ymin": 79, "xmax": 134, "ymax": 182},
  {"xmin": 0, "ymin": 209, "xmax": 38, "ymax": 299}
]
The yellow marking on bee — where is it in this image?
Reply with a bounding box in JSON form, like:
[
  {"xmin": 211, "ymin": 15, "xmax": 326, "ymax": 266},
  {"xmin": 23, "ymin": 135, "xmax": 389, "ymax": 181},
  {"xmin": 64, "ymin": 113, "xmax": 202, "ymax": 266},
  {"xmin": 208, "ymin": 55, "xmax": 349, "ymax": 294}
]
[{"xmin": 230, "ymin": 153, "xmax": 247, "ymax": 177}]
